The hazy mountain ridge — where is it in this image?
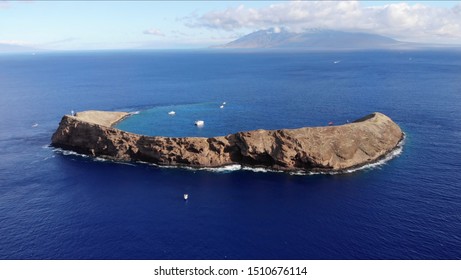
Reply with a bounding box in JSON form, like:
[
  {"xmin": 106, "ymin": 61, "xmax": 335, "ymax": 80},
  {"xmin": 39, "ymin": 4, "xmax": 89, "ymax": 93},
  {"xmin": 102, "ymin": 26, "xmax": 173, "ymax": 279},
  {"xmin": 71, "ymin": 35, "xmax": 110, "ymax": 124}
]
[
  {"xmin": 217, "ymin": 28, "xmax": 413, "ymax": 50},
  {"xmin": 0, "ymin": 43, "xmax": 38, "ymax": 53}
]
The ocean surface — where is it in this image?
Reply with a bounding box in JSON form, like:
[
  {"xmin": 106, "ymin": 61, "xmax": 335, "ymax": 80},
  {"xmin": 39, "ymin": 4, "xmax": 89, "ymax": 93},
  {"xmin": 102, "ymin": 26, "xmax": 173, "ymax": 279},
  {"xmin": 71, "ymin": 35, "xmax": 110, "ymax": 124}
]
[{"xmin": 0, "ymin": 49, "xmax": 460, "ymax": 259}]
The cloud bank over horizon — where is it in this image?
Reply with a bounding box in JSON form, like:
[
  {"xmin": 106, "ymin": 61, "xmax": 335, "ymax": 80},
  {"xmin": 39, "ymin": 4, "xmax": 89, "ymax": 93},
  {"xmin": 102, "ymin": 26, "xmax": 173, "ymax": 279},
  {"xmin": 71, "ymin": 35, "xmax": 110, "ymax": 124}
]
[
  {"xmin": 2, "ymin": 1, "xmax": 461, "ymax": 51},
  {"xmin": 187, "ymin": 1, "xmax": 461, "ymax": 43}
]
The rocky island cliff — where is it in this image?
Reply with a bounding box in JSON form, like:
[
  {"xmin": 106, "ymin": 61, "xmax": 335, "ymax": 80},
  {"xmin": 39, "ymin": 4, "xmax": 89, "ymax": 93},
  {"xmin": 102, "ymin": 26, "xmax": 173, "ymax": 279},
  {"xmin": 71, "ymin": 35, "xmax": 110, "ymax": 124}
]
[{"xmin": 51, "ymin": 110, "xmax": 404, "ymax": 172}]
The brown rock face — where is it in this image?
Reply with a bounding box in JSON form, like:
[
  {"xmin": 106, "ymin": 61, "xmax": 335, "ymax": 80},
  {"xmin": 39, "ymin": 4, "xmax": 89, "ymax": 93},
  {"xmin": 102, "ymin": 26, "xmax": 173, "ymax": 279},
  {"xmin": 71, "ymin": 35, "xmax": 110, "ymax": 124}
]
[{"xmin": 51, "ymin": 111, "xmax": 403, "ymax": 172}]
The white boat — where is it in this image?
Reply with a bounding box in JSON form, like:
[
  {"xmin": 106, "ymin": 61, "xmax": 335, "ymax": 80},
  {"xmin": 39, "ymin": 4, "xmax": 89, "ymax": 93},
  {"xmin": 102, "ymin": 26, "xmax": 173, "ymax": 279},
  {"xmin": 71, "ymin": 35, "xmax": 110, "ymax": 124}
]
[
  {"xmin": 184, "ymin": 194, "xmax": 189, "ymax": 200},
  {"xmin": 32, "ymin": 123, "xmax": 39, "ymax": 128},
  {"xmin": 220, "ymin": 105, "xmax": 224, "ymax": 109},
  {"xmin": 222, "ymin": 102, "xmax": 226, "ymax": 105},
  {"xmin": 168, "ymin": 111, "xmax": 176, "ymax": 115},
  {"xmin": 195, "ymin": 120, "xmax": 204, "ymax": 127}
]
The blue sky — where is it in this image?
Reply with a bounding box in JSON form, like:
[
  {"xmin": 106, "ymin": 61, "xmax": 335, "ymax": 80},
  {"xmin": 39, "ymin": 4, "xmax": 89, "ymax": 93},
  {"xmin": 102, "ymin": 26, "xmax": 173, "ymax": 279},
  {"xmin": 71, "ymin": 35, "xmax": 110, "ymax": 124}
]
[{"xmin": 1, "ymin": 1, "xmax": 460, "ymax": 50}]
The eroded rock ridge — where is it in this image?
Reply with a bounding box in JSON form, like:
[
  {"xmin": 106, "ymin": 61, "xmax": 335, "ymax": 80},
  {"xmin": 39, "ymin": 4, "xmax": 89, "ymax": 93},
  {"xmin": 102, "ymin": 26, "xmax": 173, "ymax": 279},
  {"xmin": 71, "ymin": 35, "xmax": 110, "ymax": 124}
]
[{"xmin": 51, "ymin": 110, "xmax": 403, "ymax": 172}]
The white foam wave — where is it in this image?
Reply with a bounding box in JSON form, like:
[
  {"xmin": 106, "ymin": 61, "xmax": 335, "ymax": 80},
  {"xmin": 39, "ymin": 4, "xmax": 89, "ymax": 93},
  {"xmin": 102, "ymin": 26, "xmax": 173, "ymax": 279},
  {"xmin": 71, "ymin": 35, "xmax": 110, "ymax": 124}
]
[
  {"xmin": 54, "ymin": 148, "xmax": 90, "ymax": 158},
  {"xmin": 129, "ymin": 111, "xmax": 140, "ymax": 115},
  {"xmin": 241, "ymin": 166, "xmax": 282, "ymax": 173},
  {"xmin": 197, "ymin": 164, "xmax": 242, "ymax": 173},
  {"xmin": 143, "ymin": 163, "xmax": 243, "ymax": 173},
  {"xmin": 54, "ymin": 148, "xmax": 138, "ymax": 166}
]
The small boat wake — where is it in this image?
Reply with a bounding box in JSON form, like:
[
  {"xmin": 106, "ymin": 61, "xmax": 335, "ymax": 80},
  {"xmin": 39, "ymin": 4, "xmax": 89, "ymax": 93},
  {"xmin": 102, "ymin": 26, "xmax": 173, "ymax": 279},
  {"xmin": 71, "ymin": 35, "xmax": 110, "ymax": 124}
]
[{"xmin": 194, "ymin": 120, "xmax": 204, "ymax": 127}]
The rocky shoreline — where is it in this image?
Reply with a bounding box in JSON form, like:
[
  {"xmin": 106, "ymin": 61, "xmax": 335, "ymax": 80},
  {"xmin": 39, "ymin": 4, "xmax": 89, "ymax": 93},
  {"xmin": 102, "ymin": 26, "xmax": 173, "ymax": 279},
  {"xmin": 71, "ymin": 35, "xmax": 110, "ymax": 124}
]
[{"xmin": 51, "ymin": 110, "xmax": 404, "ymax": 173}]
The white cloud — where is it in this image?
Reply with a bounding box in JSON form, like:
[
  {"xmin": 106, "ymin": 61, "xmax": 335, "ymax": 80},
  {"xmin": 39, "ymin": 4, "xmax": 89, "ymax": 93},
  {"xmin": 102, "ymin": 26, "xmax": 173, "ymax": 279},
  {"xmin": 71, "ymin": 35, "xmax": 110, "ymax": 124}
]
[
  {"xmin": 186, "ymin": 1, "xmax": 461, "ymax": 43},
  {"xmin": 0, "ymin": 40, "xmax": 30, "ymax": 46},
  {"xmin": 143, "ymin": 28, "xmax": 165, "ymax": 36}
]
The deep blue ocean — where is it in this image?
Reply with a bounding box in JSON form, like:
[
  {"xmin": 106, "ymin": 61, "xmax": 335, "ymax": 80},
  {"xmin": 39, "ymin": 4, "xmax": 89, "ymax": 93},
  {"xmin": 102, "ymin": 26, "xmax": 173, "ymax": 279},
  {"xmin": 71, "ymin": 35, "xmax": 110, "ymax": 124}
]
[{"xmin": 0, "ymin": 50, "xmax": 460, "ymax": 259}]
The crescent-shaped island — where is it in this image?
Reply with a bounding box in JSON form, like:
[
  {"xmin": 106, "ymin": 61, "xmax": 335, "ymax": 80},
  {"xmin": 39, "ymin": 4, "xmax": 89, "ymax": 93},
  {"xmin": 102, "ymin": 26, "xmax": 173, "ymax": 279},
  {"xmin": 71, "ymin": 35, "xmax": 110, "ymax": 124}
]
[{"xmin": 51, "ymin": 110, "xmax": 404, "ymax": 173}]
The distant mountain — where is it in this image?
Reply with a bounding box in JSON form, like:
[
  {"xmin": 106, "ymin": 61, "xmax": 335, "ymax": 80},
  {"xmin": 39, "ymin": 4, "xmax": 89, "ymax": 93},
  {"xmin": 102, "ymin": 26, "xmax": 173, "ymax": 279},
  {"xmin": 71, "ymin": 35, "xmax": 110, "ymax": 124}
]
[
  {"xmin": 216, "ymin": 28, "xmax": 408, "ymax": 50},
  {"xmin": 0, "ymin": 43, "xmax": 38, "ymax": 53}
]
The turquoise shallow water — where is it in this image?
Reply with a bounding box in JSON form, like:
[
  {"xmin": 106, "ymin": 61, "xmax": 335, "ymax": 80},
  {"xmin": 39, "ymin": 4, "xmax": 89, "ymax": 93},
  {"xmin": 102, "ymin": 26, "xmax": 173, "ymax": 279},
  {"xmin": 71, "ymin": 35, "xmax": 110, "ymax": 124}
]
[
  {"xmin": 116, "ymin": 100, "xmax": 343, "ymax": 138},
  {"xmin": 116, "ymin": 102, "xmax": 242, "ymax": 137},
  {"xmin": 0, "ymin": 50, "xmax": 460, "ymax": 259}
]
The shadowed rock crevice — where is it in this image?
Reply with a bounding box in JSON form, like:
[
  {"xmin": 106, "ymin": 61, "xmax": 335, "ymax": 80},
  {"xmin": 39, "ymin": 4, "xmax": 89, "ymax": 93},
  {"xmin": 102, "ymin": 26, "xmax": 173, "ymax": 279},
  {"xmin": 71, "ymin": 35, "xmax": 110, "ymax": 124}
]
[
  {"xmin": 51, "ymin": 110, "xmax": 404, "ymax": 172},
  {"xmin": 353, "ymin": 113, "xmax": 377, "ymax": 123},
  {"xmin": 293, "ymin": 152, "xmax": 326, "ymax": 170}
]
